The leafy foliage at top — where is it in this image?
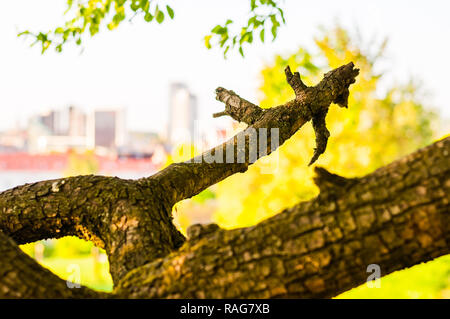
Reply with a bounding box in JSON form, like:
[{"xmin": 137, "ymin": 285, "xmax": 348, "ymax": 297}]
[
  {"xmin": 204, "ymin": 0, "xmax": 285, "ymax": 57},
  {"xmin": 18, "ymin": 0, "xmax": 285, "ymax": 57}
]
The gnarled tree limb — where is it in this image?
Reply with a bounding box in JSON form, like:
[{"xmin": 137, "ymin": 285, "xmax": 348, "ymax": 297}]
[
  {"xmin": 1, "ymin": 63, "xmax": 447, "ymax": 299},
  {"xmin": 116, "ymin": 137, "xmax": 450, "ymax": 298},
  {"xmin": 285, "ymin": 65, "xmax": 307, "ymax": 96},
  {"xmin": 0, "ymin": 175, "xmax": 185, "ymax": 284}
]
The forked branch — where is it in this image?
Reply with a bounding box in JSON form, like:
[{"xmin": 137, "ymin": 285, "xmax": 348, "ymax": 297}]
[{"xmin": 152, "ymin": 62, "xmax": 360, "ymax": 205}]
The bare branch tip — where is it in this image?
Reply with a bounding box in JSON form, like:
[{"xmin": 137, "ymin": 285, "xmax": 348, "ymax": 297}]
[
  {"xmin": 308, "ymin": 154, "xmax": 319, "ymax": 166},
  {"xmin": 285, "ymin": 65, "xmax": 307, "ymax": 95},
  {"xmin": 285, "ymin": 65, "xmax": 292, "ymax": 75},
  {"xmin": 213, "ymin": 111, "xmax": 228, "ymax": 118}
]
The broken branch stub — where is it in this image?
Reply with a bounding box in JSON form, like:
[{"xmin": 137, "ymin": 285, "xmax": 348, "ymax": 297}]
[{"xmin": 213, "ymin": 62, "xmax": 360, "ymax": 165}]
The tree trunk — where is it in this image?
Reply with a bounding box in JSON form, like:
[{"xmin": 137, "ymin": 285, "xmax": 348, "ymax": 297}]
[{"xmin": 0, "ymin": 63, "xmax": 448, "ymax": 298}]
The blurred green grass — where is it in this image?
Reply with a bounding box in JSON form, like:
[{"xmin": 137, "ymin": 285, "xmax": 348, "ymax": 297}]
[{"xmin": 337, "ymin": 255, "xmax": 450, "ymax": 299}]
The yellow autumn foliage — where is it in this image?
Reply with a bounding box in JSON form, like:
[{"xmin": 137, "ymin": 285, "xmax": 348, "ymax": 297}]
[{"xmin": 213, "ymin": 26, "xmax": 436, "ymax": 229}]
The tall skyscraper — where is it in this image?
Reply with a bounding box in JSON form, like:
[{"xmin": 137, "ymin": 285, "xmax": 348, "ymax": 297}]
[
  {"xmin": 167, "ymin": 83, "xmax": 197, "ymax": 146},
  {"xmin": 87, "ymin": 108, "xmax": 125, "ymax": 152}
]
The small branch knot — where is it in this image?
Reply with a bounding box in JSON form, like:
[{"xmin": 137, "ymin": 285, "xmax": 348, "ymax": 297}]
[
  {"xmin": 307, "ymin": 62, "xmax": 359, "ymax": 165},
  {"xmin": 186, "ymin": 223, "xmax": 220, "ymax": 242},
  {"xmin": 313, "ymin": 167, "xmax": 357, "ymax": 193},
  {"xmin": 213, "ymin": 87, "xmax": 264, "ymax": 125},
  {"xmin": 285, "ymin": 65, "xmax": 307, "ymax": 97},
  {"xmin": 308, "ymin": 110, "xmax": 330, "ymax": 166},
  {"xmin": 328, "ymin": 62, "xmax": 359, "ymax": 108}
]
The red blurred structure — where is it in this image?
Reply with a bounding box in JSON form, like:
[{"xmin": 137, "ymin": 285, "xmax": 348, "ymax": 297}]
[{"xmin": 0, "ymin": 153, "xmax": 158, "ymax": 172}]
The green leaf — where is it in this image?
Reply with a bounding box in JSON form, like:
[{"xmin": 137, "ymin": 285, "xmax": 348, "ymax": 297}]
[
  {"xmin": 130, "ymin": 0, "xmax": 140, "ymax": 11},
  {"xmin": 219, "ymin": 34, "xmax": 228, "ymax": 47},
  {"xmin": 144, "ymin": 12, "xmax": 153, "ymax": 22},
  {"xmin": 240, "ymin": 31, "xmax": 253, "ymax": 44},
  {"xmin": 112, "ymin": 12, "xmax": 125, "ymax": 25},
  {"xmin": 166, "ymin": 5, "xmax": 174, "ymax": 19},
  {"xmin": 270, "ymin": 14, "xmax": 277, "ymax": 25},
  {"xmin": 66, "ymin": 0, "xmax": 73, "ymax": 11},
  {"xmin": 248, "ymin": 16, "xmax": 256, "ymax": 27},
  {"xmin": 260, "ymin": 29, "xmax": 265, "ymax": 42},
  {"xmin": 141, "ymin": 0, "xmax": 149, "ymax": 10},
  {"xmin": 17, "ymin": 31, "xmax": 30, "ymax": 37},
  {"xmin": 278, "ymin": 8, "xmax": 286, "ymax": 24},
  {"xmin": 142, "ymin": 0, "xmax": 150, "ymax": 13},
  {"xmin": 223, "ymin": 45, "xmax": 230, "ymax": 57},
  {"xmin": 63, "ymin": 30, "xmax": 70, "ymax": 41},
  {"xmin": 271, "ymin": 25, "xmax": 277, "ymax": 40},
  {"xmin": 156, "ymin": 7, "xmax": 165, "ymax": 24},
  {"xmin": 204, "ymin": 35, "xmax": 212, "ymax": 49},
  {"xmin": 239, "ymin": 46, "xmax": 244, "ymax": 57},
  {"xmin": 211, "ymin": 25, "xmax": 222, "ymax": 34},
  {"xmin": 37, "ymin": 33, "xmax": 47, "ymax": 42}
]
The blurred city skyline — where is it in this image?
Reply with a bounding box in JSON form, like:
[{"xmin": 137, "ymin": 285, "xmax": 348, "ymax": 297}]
[
  {"xmin": 0, "ymin": 80, "xmax": 230, "ymax": 193},
  {"xmin": 0, "ymin": 0, "xmax": 449, "ymax": 137},
  {"xmin": 0, "ymin": 81, "xmax": 200, "ymax": 153}
]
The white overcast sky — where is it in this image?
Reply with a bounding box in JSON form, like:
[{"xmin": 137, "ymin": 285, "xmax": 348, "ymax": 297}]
[{"xmin": 0, "ymin": 0, "xmax": 449, "ymax": 135}]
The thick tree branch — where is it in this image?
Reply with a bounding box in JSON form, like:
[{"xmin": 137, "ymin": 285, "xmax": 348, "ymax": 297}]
[
  {"xmin": 0, "ymin": 231, "xmax": 105, "ymax": 298},
  {"xmin": 0, "ymin": 175, "xmax": 185, "ymax": 284},
  {"xmin": 0, "ymin": 130, "xmax": 447, "ymax": 299},
  {"xmin": 116, "ymin": 137, "xmax": 450, "ymax": 298}
]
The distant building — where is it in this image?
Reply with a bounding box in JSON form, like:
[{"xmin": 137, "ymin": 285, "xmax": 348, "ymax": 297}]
[
  {"xmin": 26, "ymin": 106, "xmax": 128, "ymax": 155},
  {"xmin": 37, "ymin": 106, "xmax": 84, "ymax": 136},
  {"xmin": 39, "ymin": 111, "xmax": 55, "ymax": 134},
  {"xmin": 167, "ymin": 83, "xmax": 198, "ymax": 147},
  {"xmin": 87, "ymin": 108, "xmax": 126, "ymax": 154},
  {"xmin": 27, "ymin": 106, "xmax": 88, "ymax": 153}
]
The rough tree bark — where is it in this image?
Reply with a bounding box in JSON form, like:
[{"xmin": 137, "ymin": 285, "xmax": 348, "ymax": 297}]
[{"xmin": 0, "ymin": 63, "xmax": 448, "ymax": 299}]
